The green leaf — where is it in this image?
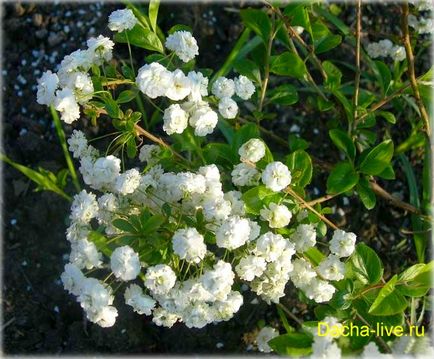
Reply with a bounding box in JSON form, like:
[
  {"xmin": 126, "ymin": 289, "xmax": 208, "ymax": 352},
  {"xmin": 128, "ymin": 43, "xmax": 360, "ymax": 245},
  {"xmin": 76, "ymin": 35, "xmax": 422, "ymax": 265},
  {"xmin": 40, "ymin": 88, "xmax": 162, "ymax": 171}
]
[
  {"xmin": 0, "ymin": 154, "xmax": 71, "ymax": 201},
  {"xmin": 326, "ymin": 162, "xmax": 359, "ymax": 194},
  {"xmin": 286, "ymin": 150, "xmax": 313, "ymax": 188},
  {"xmin": 268, "ymin": 333, "xmax": 313, "ymax": 356},
  {"xmin": 323, "ymin": 60, "xmax": 342, "ymax": 90},
  {"xmin": 395, "ymin": 131, "xmax": 425, "ymax": 155},
  {"xmin": 148, "ymin": 0, "xmax": 160, "ymax": 33},
  {"xmin": 126, "ymin": 136, "xmax": 137, "ymax": 159},
  {"xmin": 88, "ymin": 231, "xmax": 112, "ymax": 257},
  {"xmin": 240, "ymin": 9, "xmax": 271, "ymax": 43},
  {"xmin": 114, "ymin": 24, "xmax": 164, "ymax": 53},
  {"xmin": 270, "ymin": 52, "xmax": 307, "ymax": 79},
  {"xmin": 313, "ymin": 4, "xmax": 350, "ymax": 36},
  {"xmin": 329, "ymin": 129, "xmax": 356, "ymax": 161},
  {"xmin": 349, "ymin": 243, "xmax": 383, "ymax": 285},
  {"xmin": 117, "ymin": 89, "xmax": 138, "ymax": 104},
  {"xmin": 359, "ymin": 140, "xmax": 394, "ymax": 176},
  {"xmin": 234, "ymin": 58, "xmax": 261, "ymax": 83},
  {"xmin": 168, "ymin": 24, "xmax": 193, "ymax": 35},
  {"xmin": 112, "ymin": 218, "xmax": 138, "ymax": 233},
  {"xmin": 377, "ymin": 164, "xmax": 395, "ymax": 180},
  {"xmin": 103, "ymin": 96, "xmax": 121, "ymax": 119},
  {"xmin": 377, "ymin": 111, "xmax": 396, "ymax": 124},
  {"xmin": 268, "ymin": 84, "xmax": 299, "ymax": 105},
  {"xmin": 232, "ymin": 123, "xmax": 260, "ymax": 155},
  {"xmin": 369, "ymin": 275, "xmax": 408, "ymax": 316},
  {"xmin": 283, "ymin": 3, "xmax": 312, "ymax": 35},
  {"xmin": 315, "ymin": 34, "xmax": 342, "ymax": 54},
  {"xmin": 242, "ymin": 186, "xmax": 275, "ymax": 215},
  {"xmin": 397, "ymin": 261, "xmax": 433, "ymax": 297},
  {"xmin": 356, "ymin": 177, "xmax": 376, "ymax": 210},
  {"xmin": 373, "ymin": 61, "xmax": 392, "ymax": 95},
  {"xmin": 288, "ymin": 134, "xmax": 309, "ymax": 151},
  {"xmin": 142, "ymin": 214, "xmax": 166, "ymax": 233}
]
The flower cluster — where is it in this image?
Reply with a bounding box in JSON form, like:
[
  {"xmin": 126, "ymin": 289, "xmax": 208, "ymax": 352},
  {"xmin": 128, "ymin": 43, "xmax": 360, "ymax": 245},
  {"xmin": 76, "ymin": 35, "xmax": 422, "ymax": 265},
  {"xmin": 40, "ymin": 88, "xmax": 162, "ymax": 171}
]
[
  {"xmin": 60, "ymin": 129, "xmax": 356, "ymax": 328},
  {"xmin": 365, "ymin": 39, "xmax": 406, "ymax": 62},
  {"xmin": 37, "ymin": 35, "xmax": 115, "ymax": 123}
]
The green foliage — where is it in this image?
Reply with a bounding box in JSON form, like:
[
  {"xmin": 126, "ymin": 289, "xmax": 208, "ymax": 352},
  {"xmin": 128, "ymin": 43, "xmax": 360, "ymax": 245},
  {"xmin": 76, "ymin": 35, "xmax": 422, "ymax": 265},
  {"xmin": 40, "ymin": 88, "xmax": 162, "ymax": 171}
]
[
  {"xmin": 269, "ymin": 332, "xmax": 313, "ymax": 356},
  {"xmin": 348, "ymin": 243, "xmax": 383, "ymax": 285},
  {"xmin": 326, "ymin": 161, "xmax": 359, "ymax": 194}
]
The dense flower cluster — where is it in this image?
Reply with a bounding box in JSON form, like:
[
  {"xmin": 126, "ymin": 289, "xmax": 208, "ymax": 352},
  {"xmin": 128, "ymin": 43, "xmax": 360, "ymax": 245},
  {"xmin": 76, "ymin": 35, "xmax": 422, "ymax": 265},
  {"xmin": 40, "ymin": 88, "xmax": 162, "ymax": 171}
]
[
  {"xmin": 38, "ymin": 6, "xmax": 360, "ymax": 341},
  {"xmin": 60, "ymin": 130, "xmax": 357, "ymax": 328}
]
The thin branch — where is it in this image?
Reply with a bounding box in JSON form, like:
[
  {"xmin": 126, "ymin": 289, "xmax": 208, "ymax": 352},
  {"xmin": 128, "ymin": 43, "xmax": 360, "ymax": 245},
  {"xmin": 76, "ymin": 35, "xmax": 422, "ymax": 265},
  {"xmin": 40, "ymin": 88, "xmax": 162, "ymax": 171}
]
[
  {"xmin": 351, "ymin": 0, "xmax": 362, "ymax": 132},
  {"xmin": 259, "ymin": 13, "xmax": 275, "ymax": 112},
  {"xmin": 276, "ymin": 303, "xmax": 303, "ymax": 327},
  {"xmin": 401, "ymin": 2, "xmax": 431, "ymax": 134},
  {"xmin": 354, "ymin": 311, "xmax": 392, "ymax": 353},
  {"xmin": 306, "ymin": 194, "xmax": 337, "ymax": 206},
  {"xmin": 285, "ymin": 187, "xmax": 339, "ymax": 230}
]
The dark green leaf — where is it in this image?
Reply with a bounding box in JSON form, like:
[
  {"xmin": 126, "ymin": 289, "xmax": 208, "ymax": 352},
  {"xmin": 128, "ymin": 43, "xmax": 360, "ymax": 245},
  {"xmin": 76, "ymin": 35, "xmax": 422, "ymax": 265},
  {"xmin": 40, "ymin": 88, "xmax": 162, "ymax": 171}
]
[
  {"xmin": 323, "ymin": 60, "xmax": 342, "ymax": 90},
  {"xmin": 270, "ymin": 52, "xmax": 307, "ymax": 79},
  {"xmin": 112, "ymin": 218, "xmax": 138, "ymax": 233},
  {"xmin": 315, "ymin": 34, "xmax": 342, "ymax": 54},
  {"xmin": 329, "ymin": 129, "xmax": 356, "ymax": 161},
  {"xmin": 268, "ymin": 84, "xmax": 299, "ymax": 105},
  {"xmin": 268, "ymin": 333, "xmax": 313, "ymax": 356},
  {"xmin": 326, "ymin": 162, "xmax": 359, "ymax": 194},
  {"xmin": 148, "ymin": 0, "xmax": 160, "ymax": 33},
  {"xmin": 349, "ymin": 243, "xmax": 383, "ymax": 285},
  {"xmin": 377, "ymin": 111, "xmax": 396, "ymax": 124},
  {"xmin": 356, "ymin": 176, "xmax": 376, "ymax": 210},
  {"xmin": 359, "ymin": 140, "xmax": 394, "ymax": 175},
  {"xmin": 286, "ymin": 150, "xmax": 313, "ymax": 187},
  {"xmin": 369, "ymin": 275, "xmax": 408, "ymax": 316},
  {"xmin": 234, "ymin": 58, "xmax": 261, "ymax": 83},
  {"xmin": 117, "ymin": 89, "xmax": 138, "ymax": 104},
  {"xmin": 240, "ymin": 9, "xmax": 271, "ymax": 43},
  {"xmin": 114, "ymin": 25, "xmax": 164, "ymax": 53}
]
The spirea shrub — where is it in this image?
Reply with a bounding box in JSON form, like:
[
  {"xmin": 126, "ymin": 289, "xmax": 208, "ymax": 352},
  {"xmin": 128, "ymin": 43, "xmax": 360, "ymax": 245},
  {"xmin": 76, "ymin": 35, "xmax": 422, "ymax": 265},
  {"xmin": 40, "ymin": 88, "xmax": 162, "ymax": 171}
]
[{"xmin": 27, "ymin": 0, "xmax": 434, "ymax": 356}]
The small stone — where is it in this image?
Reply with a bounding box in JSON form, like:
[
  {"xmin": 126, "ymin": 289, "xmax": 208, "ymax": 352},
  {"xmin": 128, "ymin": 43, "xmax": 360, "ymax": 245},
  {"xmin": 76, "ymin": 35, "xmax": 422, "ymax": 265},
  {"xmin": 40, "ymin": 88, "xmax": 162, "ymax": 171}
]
[
  {"xmin": 48, "ymin": 32, "xmax": 63, "ymax": 47},
  {"xmin": 35, "ymin": 29, "xmax": 48, "ymax": 39},
  {"xmin": 33, "ymin": 13, "xmax": 43, "ymax": 27}
]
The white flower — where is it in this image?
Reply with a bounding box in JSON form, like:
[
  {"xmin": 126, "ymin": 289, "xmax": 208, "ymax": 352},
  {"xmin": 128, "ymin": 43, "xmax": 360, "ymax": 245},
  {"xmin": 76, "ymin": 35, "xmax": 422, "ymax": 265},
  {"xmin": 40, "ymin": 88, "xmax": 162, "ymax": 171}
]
[
  {"xmin": 124, "ymin": 284, "xmax": 156, "ymax": 315},
  {"xmin": 215, "ymin": 215, "xmax": 251, "ymax": 250},
  {"xmin": 214, "ymin": 291, "xmax": 243, "ymax": 321},
  {"xmin": 54, "ymin": 88, "xmax": 80, "ymax": 124},
  {"xmin": 248, "ymin": 219, "xmax": 261, "ymax": 242},
  {"xmin": 312, "ymin": 339, "xmax": 341, "ymax": 359},
  {"xmin": 110, "ymin": 245, "xmax": 141, "ymax": 281},
  {"xmin": 61, "ymin": 263, "xmax": 85, "ymax": 296},
  {"xmin": 68, "ymin": 130, "xmax": 88, "ymax": 159},
  {"xmin": 114, "ymin": 168, "xmax": 141, "ymax": 195},
  {"xmin": 70, "ymin": 238, "xmax": 103, "ymax": 270},
  {"xmin": 235, "ymin": 255, "xmax": 267, "ymax": 281},
  {"xmin": 57, "ymin": 49, "xmax": 94, "ymax": 80},
  {"xmin": 317, "ymin": 255, "xmax": 345, "ymax": 281},
  {"xmin": 145, "ymin": 264, "xmax": 177, "ymax": 295},
  {"xmin": 165, "ymin": 69, "xmax": 191, "ymax": 101},
  {"xmin": 152, "ymin": 307, "xmax": 179, "ymax": 327},
  {"xmin": 291, "ymin": 224, "xmax": 317, "ymax": 253},
  {"xmin": 36, "ymin": 70, "xmax": 59, "ymax": 105},
  {"xmin": 261, "ymin": 161, "xmax": 292, "ymax": 192},
  {"xmin": 87, "ymin": 35, "xmax": 114, "ymax": 64},
  {"xmin": 108, "ymin": 8, "xmax": 137, "ymax": 32},
  {"xmin": 231, "ymin": 163, "xmax": 260, "ymax": 186},
  {"xmin": 136, "ymin": 62, "xmax": 173, "ymax": 99},
  {"xmin": 255, "ymin": 232, "xmax": 294, "ymax": 262},
  {"xmin": 329, "ymin": 229, "xmax": 356, "ymax": 258},
  {"xmin": 366, "ymin": 39, "xmax": 393, "ymax": 59},
  {"xmin": 163, "ymin": 104, "xmax": 189, "ymax": 135},
  {"xmin": 62, "ymin": 72, "xmax": 94, "ymax": 105},
  {"xmin": 78, "ymin": 277, "xmax": 114, "ymax": 313},
  {"xmin": 212, "ymin": 77, "xmax": 235, "ymax": 99},
  {"xmin": 92, "ymin": 155, "xmax": 121, "ymax": 189},
  {"xmin": 290, "ymin": 258, "xmax": 317, "ymax": 288},
  {"xmin": 172, "ymin": 227, "xmax": 207, "ymax": 263},
  {"xmin": 70, "ymin": 190, "xmax": 98, "ymax": 224},
  {"xmin": 188, "ymin": 103, "xmax": 218, "ymax": 136},
  {"xmin": 89, "ymin": 305, "xmax": 118, "ymax": 328},
  {"xmin": 260, "ymin": 203, "xmax": 292, "ymax": 228},
  {"xmin": 139, "ymin": 144, "xmax": 161, "ymax": 164},
  {"xmin": 390, "ymin": 45, "xmax": 406, "ymax": 62},
  {"xmin": 203, "ymin": 198, "xmax": 232, "ymax": 222},
  {"xmin": 187, "ymin": 71, "xmax": 208, "ymax": 101},
  {"xmin": 234, "ymin": 75, "xmax": 255, "ymax": 100},
  {"xmin": 238, "ymin": 138, "xmax": 266, "ymax": 163},
  {"xmin": 304, "ymin": 278, "xmax": 336, "ymax": 303},
  {"xmin": 165, "ymin": 31, "xmax": 199, "ymax": 63},
  {"xmin": 224, "ymin": 190, "xmax": 245, "ymax": 216},
  {"xmin": 256, "ymin": 326, "xmax": 279, "ymax": 353},
  {"xmin": 218, "ymin": 97, "xmax": 238, "ymax": 119},
  {"xmin": 200, "ymin": 260, "xmax": 234, "ymax": 301}
]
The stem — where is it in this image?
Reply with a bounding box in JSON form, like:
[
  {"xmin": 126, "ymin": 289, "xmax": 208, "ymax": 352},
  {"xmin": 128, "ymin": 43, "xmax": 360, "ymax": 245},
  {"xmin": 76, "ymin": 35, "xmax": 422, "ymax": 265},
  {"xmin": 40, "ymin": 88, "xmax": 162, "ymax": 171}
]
[
  {"xmin": 258, "ymin": 13, "xmax": 275, "ymax": 113},
  {"xmin": 354, "ymin": 311, "xmax": 392, "ymax": 353},
  {"xmin": 351, "ymin": 0, "xmax": 362, "ymax": 133},
  {"xmin": 285, "ymin": 187, "xmax": 339, "ymax": 230},
  {"xmin": 49, "ymin": 106, "xmax": 81, "ymax": 192},
  {"xmin": 125, "ymin": 31, "xmax": 135, "ymax": 76},
  {"xmin": 276, "ymin": 303, "xmax": 303, "ymax": 327},
  {"xmin": 401, "ymin": 2, "xmax": 431, "ymax": 135},
  {"xmin": 306, "ymin": 193, "xmax": 337, "ymax": 206}
]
